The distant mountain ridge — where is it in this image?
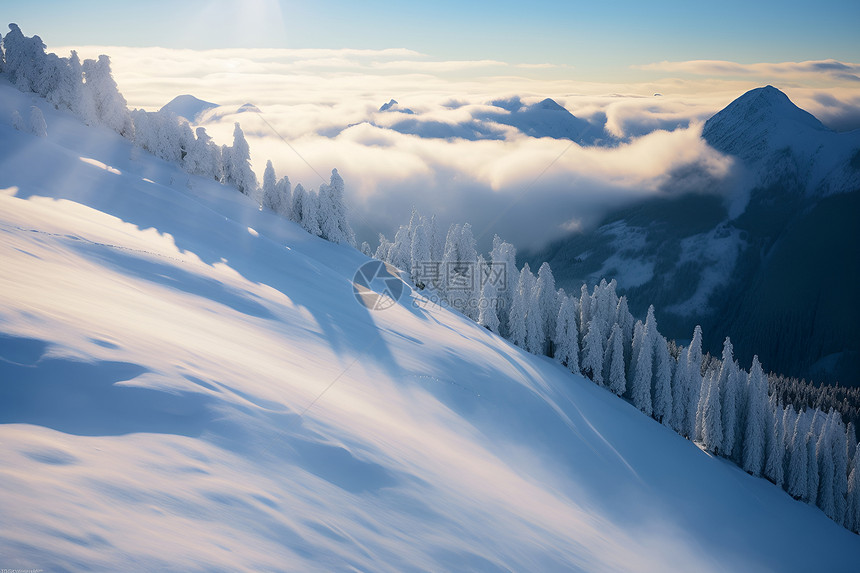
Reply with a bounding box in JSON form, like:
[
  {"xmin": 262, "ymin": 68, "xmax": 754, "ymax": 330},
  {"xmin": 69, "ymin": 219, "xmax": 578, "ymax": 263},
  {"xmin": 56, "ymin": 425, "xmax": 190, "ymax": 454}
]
[{"xmin": 528, "ymin": 86, "xmax": 860, "ymax": 385}]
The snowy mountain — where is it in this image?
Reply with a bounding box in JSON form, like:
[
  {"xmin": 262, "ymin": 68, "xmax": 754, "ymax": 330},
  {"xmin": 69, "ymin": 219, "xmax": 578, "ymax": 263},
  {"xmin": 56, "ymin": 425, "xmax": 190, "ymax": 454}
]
[
  {"xmin": 3, "ymin": 78, "xmax": 860, "ymax": 571},
  {"xmin": 159, "ymin": 94, "xmax": 218, "ymax": 122},
  {"xmin": 479, "ymin": 97, "xmax": 609, "ymax": 144},
  {"xmin": 702, "ymin": 85, "xmax": 860, "ymax": 196},
  {"xmin": 528, "ymin": 86, "xmax": 860, "ymax": 386}
]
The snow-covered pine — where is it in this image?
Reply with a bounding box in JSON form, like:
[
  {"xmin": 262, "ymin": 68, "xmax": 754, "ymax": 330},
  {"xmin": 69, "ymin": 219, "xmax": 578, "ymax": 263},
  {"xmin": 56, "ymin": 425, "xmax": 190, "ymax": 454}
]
[
  {"xmin": 653, "ymin": 335, "xmax": 673, "ymax": 427},
  {"xmin": 184, "ymin": 127, "xmax": 221, "ymax": 181},
  {"xmin": 685, "ymin": 326, "xmax": 704, "ymax": 440},
  {"xmin": 410, "ymin": 217, "xmax": 431, "ymax": 286},
  {"xmin": 606, "ymin": 322, "xmax": 626, "ymax": 396},
  {"xmin": 477, "ymin": 256, "xmax": 500, "ymax": 334},
  {"xmin": 490, "ymin": 235, "xmax": 517, "ymax": 337},
  {"xmin": 817, "ymin": 413, "xmax": 837, "ymax": 520},
  {"xmin": 11, "ymin": 109, "xmax": 24, "ymax": 131},
  {"xmin": 581, "ymin": 316, "xmax": 605, "ymax": 386},
  {"xmin": 787, "ymin": 407, "xmax": 809, "ymax": 500},
  {"xmin": 717, "ymin": 338, "xmax": 740, "ymax": 459},
  {"xmin": 630, "ymin": 306, "xmax": 656, "ymax": 416},
  {"xmin": 261, "ymin": 160, "xmax": 279, "ymax": 213},
  {"xmin": 508, "ymin": 264, "xmax": 530, "ymax": 348},
  {"xmin": 318, "ymin": 169, "xmax": 354, "ymax": 246},
  {"xmin": 553, "ymin": 295, "xmax": 580, "ymax": 374},
  {"xmin": 742, "ymin": 356, "xmax": 768, "ymax": 476},
  {"xmin": 225, "ymin": 122, "xmax": 257, "ymax": 199},
  {"xmin": 82, "ymin": 55, "xmax": 134, "ymax": 138},
  {"xmin": 700, "ymin": 367, "xmax": 724, "ymax": 453},
  {"xmin": 290, "ymin": 183, "xmax": 306, "ymax": 225},
  {"xmin": 764, "ymin": 399, "xmax": 786, "ymax": 488},
  {"xmin": 534, "ymin": 262, "xmax": 557, "ymax": 356},
  {"xmin": 300, "ymin": 187, "xmax": 321, "ymax": 236}
]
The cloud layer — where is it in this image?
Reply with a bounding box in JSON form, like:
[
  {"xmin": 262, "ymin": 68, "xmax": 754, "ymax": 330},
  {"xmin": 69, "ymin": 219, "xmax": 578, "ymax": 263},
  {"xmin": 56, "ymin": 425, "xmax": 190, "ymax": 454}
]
[{"xmin": 53, "ymin": 46, "xmax": 860, "ymax": 250}]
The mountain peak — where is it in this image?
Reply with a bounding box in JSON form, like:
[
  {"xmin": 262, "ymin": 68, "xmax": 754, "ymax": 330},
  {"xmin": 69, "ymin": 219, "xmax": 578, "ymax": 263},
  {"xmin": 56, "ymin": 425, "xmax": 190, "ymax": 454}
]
[
  {"xmin": 160, "ymin": 94, "xmax": 218, "ymax": 122},
  {"xmin": 703, "ymin": 86, "xmax": 827, "ymax": 162},
  {"xmin": 536, "ymin": 98, "xmax": 567, "ymax": 112}
]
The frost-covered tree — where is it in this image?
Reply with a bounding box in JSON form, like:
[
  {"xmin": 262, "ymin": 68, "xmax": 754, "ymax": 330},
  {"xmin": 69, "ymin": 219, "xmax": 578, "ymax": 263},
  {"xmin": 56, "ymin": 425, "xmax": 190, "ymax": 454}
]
[
  {"xmin": 300, "ymin": 187, "xmax": 321, "ymax": 236},
  {"xmin": 717, "ymin": 338, "xmax": 741, "ymax": 459},
  {"xmin": 490, "ymin": 235, "xmax": 517, "ymax": 336},
  {"xmin": 671, "ymin": 345, "xmax": 690, "ymax": 435},
  {"xmin": 605, "ymin": 322, "xmax": 626, "ymax": 396},
  {"xmin": 410, "ymin": 218, "xmax": 431, "ymax": 286},
  {"xmin": 630, "ymin": 306, "xmax": 656, "ymax": 416},
  {"xmin": 477, "ymin": 256, "xmax": 500, "ymax": 334},
  {"xmin": 224, "ymin": 122, "xmax": 257, "ymax": 198},
  {"xmin": 374, "ymin": 232, "xmax": 392, "ymax": 261},
  {"xmin": 817, "ymin": 413, "xmax": 837, "ymax": 520},
  {"xmin": 2, "ymin": 24, "xmax": 45, "ymax": 94},
  {"xmin": 578, "ymin": 284, "xmax": 591, "ymax": 340},
  {"xmin": 64, "ymin": 51, "xmax": 97, "ymax": 124},
  {"xmin": 318, "ymin": 169, "xmax": 355, "ymax": 245},
  {"xmin": 390, "ymin": 225, "xmax": 412, "ymax": 274},
  {"xmin": 11, "ymin": 109, "xmax": 25, "ymax": 131},
  {"xmin": 275, "ymin": 176, "xmax": 292, "ymax": 218},
  {"xmin": 581, "ymin": 317, "xmax": 605, "ymax": 386},
  {"xmin": 653, "ymin": 335, "xmax": 673, "ymax": 426},
  {"xmin": 290, "ymin": 182, "xmax": 306, "ymax": 224},
  {"xmin": 613, "ymin": 295, "xmax": 634, "ymax": 370},
  {"xmin": 184, "ymin": 127, "xmax": 221, "ymax": 181},
  {"xmin": 82, "ymin": 55, "xmax": 134, "ymax": 138},
  {"xmin": 764, "ymin": 400, "xmax": 786, "ymax": 487},
  {"xmin": 533, "ymin": 263, "xmax": 557, "ymax": 356},
  {"xmin": 685, "ymin": 325, "xmax": 704, "ymax": 440},
  {"xmin": 261, "ymin": 160, "xmax": 278, "ymax": 212},
  {"xmin": 807, "ymin": 410, "xmax": 822, "ymax": 506},
  {"xmin": 554, "ymin": 295, "xmax": 580, "ymax": 374},
  {"xmin": 786, "ymin": 407, "xmax": 809, "ymax": 500},
  {"xmin": 832, "ymin": 413, "xmax": 849, "ymax": 525},
  {"xmin": 700, "ymin": 367, "xmax": 723, "ymax": 453},
  {"xmin": 29, "ymin": 106, "xmax": 47, "ymax": 137},
  {"xmin": 742, "ymin": 356, "xmax": 768, "ymax": 476},
  {"xmin": 508, "ymin": 264, "xmax": 531, "ymax": 348},
  {"xmin": 360, "ymin": 241, "xmax": 373, "ymax": 257}
]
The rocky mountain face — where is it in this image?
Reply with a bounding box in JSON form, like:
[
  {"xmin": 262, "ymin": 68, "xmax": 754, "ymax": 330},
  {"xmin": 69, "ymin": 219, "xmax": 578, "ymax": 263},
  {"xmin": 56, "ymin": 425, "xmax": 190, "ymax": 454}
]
[{"xmin": 529, "ymin": 86, "xmax": 860, "ymax": 385}]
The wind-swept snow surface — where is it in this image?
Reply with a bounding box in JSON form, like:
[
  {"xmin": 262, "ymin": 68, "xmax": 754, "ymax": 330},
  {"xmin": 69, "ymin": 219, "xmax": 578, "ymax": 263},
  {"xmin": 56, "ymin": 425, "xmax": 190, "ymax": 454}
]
[{"xmin": 1, "ymin": 80, "xmax": 859, "ymax": 572}]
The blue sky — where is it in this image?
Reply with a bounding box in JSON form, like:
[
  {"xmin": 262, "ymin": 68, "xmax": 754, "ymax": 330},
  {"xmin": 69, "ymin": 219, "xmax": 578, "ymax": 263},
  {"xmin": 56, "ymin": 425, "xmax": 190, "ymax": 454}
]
[{"xmin": 5, "ymin": 0, "xmax": 860, "ymax": 76}]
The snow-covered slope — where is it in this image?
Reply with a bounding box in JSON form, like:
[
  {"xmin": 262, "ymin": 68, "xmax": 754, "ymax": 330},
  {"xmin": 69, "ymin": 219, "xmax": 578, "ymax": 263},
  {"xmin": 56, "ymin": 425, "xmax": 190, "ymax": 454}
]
[
  {"xmin": 160, "ymin": 94, "xmax": 219, "ymax": 122},
  {"xmin": 2, "ymin": 79, "xmax": 860, "ymax": 571}
]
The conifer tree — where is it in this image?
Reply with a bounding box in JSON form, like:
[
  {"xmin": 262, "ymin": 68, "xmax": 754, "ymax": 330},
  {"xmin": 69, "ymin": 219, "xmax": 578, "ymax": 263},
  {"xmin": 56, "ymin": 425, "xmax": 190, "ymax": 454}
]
[
  {"xmin": 508, "ymin": 264, "xmax": 531, "ymax": 348},
  {"xmin": 605, "ymin": 323, "xmax": 626, "ymax": 396},
  {"xmin": 630, "ymin": 306, "xmax": 657, "ymax": 416},
  {"xmin": 742, "ymin": 356, "xmax": 768, "ymax": 476},
  {"xmin": 701, "ymin": 368, "xmax": 724, "ymax": 453},
  {"xmin": 477, "ymin": 256, "xmax": 500, "ymax": 334},
  {"xmin": 554, "ymin": 296, "xmax": 580, "ymax": 374},
  {"xmin": 581, "ymin": 317, "xmax": 605, "ymax": 386},
  {"xmin": 653, "ymin": 335, "xmax": 673, "ymax": 426},
  {"xmin": 300, "ymin": 188, "xmax": 321, "ymax": 236},
  {"xmin": 787, "ymin": 408, "xmax": 809, "ymax": 500},
  {"xmin": 261, "ymin": 160, "xmax": 279, "ymax": 213},
  {"xmin": 764, "ymin": 400, "xmax": 786, "ymax": 487}
]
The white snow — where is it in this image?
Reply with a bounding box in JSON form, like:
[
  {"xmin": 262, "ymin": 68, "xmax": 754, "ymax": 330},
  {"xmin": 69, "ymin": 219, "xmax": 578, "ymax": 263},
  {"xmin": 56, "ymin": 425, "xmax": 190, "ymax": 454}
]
[{"xmin": 2, "ymin": 77, "xmax": 860, "ymax": 572}]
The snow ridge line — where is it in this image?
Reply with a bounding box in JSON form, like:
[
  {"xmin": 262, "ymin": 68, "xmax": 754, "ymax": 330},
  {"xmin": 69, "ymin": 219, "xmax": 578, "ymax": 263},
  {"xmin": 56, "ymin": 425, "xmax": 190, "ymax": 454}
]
[{"xmin": 0, "ymin": 220, "xmax": 188, "ymax": 266}]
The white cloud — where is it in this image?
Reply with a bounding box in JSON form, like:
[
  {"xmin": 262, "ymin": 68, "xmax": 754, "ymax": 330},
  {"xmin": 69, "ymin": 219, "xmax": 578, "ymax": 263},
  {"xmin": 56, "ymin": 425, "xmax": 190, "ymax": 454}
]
[{"xmin": 47, "ymin": 46, "xmax": 860, "ymax": 249}]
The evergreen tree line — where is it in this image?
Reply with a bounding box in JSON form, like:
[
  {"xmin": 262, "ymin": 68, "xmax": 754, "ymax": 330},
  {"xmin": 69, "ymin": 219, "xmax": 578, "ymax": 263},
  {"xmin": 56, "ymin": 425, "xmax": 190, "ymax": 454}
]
[
  {"xmin": 0, "ymin": 24, "xmax": 355, "ymax": 247},
  {"xmin": 373, "ymin": 206, "xmax": 860, "ymax": 533}
]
